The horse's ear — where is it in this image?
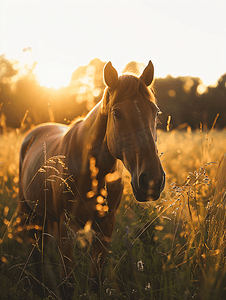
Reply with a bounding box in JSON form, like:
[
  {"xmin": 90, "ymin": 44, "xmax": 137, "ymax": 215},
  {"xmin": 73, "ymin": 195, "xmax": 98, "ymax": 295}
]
[
  {"xmin": 104, "ymin": 62, "xmax": 118, "ymax": 89},
  {"xmin": 140, "ymin": 60, "xmax": 154, "ymax": 86}
]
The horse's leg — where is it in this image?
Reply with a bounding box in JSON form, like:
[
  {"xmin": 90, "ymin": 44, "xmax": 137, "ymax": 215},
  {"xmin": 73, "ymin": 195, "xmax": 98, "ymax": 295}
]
[
  {"xmin": 91, "ymin": 212, "xmax": 116, "ymax": 293},
  {"xmin": 90, "ymin": 176, "xmax": 123, "ymax": 293}
]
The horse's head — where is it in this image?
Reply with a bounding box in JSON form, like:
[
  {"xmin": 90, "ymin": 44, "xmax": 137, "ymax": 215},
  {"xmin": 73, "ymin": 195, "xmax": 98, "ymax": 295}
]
[{"xmin": 102, "ymin": 61, "xmax": 165, "ymax": 202}]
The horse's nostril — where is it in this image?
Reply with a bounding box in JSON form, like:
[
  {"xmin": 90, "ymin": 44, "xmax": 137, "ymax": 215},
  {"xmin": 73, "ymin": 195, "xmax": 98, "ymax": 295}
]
[{"xmin": 139, "ymin": 173, "xmax": 149, "ymax": 192}]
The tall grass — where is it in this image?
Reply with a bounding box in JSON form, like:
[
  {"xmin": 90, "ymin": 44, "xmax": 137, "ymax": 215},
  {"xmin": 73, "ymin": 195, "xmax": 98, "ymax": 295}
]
[{"xmin": 0, "ymin": 128, "xmax": 226, "ymax": 299}]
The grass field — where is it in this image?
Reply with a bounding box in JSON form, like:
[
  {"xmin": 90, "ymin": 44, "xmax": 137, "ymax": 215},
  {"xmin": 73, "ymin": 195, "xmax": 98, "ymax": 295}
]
[{"xmin": 0, "ymin": 128, "xmax": 226, "ymax": 299}]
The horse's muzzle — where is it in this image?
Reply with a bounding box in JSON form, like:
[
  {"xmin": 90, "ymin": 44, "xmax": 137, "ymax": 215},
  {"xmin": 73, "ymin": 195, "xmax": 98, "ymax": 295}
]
[{"xmin": 131, "ymin": 172, "xmax": 165, "ymax": 202}]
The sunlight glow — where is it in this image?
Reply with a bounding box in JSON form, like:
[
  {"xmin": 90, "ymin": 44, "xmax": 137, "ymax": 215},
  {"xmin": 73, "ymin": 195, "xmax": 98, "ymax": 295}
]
[
  {"xmin": 196, "ymin": 83, "xmax": 208, "ymax": 95},
  {"xmin": 183, "ymin": 78, "xmax": 194, "ymax": 93},
  {"xmin": 34, "ymin": 63, "xmax": 72, "ymax": 88},
  {"xmin": 168, "ymin": 90, "xmax": 176, "ymax": 97}
]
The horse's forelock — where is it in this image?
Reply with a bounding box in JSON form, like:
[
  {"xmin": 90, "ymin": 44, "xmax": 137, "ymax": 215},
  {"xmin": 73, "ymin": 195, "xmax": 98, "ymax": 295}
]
[
  {"xmin": 101, "ymin": 74, "xmax": 156, "ymax": 114},
  {"xmin": 112, "ymin": 74, "xmax": 156, "ymax": 105}
]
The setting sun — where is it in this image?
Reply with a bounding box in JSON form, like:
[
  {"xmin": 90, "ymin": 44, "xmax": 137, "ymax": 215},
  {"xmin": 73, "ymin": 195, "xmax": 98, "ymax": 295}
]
[{"xmin": 34, "ymin": 62, "xmax": 72, "ymax": 88}]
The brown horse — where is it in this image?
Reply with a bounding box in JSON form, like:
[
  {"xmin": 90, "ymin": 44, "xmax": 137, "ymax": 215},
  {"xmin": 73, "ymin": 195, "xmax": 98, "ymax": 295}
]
[{"xmin": 19, "ymin": 60, "xmax": 165, "ymax": 293}]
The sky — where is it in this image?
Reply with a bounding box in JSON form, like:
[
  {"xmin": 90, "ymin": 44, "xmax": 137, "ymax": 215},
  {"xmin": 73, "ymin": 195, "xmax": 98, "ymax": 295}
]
[{"xmin": 1, "ymin": 0, "xmax": 226, "ymax": 88}]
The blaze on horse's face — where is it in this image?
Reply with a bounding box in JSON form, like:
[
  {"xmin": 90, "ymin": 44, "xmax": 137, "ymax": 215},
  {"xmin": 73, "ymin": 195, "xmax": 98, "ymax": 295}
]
[{"xmin": 103, "ymin": 61, "xmax": 165, "ymax": 202}]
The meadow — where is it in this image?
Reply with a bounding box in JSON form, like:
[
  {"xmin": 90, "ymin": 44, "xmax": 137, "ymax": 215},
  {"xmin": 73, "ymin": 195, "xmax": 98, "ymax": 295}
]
[{"xmin": 0, "ymin": 128, "xmax": 226, "ymax": 299}]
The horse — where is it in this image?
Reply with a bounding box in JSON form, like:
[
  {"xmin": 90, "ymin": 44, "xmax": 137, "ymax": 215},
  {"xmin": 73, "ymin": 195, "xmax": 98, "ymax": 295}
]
[{"xmin": 18, "ymin": 60, "xmax": 165, "ymax": 295}]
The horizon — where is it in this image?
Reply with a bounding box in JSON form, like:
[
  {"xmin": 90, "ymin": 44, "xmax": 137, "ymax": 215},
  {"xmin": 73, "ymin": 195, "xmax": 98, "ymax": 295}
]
[{"xmin": 4, "ymin": 54, "xmax": 225, "ymax": 92}]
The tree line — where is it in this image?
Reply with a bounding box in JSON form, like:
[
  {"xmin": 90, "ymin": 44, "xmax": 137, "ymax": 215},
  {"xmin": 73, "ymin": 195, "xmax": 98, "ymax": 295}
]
[{"xmin": 0, "ymin": 55, "xmax": 225, "ymax": 131}]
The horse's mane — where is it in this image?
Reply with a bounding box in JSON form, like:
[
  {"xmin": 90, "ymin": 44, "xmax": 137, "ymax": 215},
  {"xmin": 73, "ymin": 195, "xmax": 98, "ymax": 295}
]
[
  {"xmin": 112, "ymin": 74, "xmax": 156, "ymax": 105},
  {"xmin": 66, "ymin": 116, "xmax": 84, "ymax": 132}
]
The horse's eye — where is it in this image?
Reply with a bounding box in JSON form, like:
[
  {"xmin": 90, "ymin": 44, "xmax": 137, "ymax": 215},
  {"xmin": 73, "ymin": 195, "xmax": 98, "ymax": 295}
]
[{"xmin": 112, "ymin": 109, "xmax": 122, "ymax": 120}]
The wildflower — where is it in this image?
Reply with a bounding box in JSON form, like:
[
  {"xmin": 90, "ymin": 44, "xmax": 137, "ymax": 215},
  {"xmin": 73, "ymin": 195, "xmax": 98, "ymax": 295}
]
[
  {"xmin": 145, "ymin": 282, "xmax": 151, "ymax": 291},
  {"xmin": 137, "ymin": 260, "xmax": 144, "ymax": 272}
]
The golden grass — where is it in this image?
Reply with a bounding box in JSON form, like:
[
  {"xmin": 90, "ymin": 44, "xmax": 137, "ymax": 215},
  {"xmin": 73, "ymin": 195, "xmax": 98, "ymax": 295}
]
[
  {"xmin": 0, "ymin": 128, "xmax": 226, "ymax": 299},
  {"xmin": 157, "ymin": 129, "xmax": 226, "ymax": 187}
]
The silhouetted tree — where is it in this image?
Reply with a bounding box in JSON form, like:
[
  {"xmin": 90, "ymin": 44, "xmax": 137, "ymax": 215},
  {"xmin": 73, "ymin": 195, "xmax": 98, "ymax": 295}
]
[
  {"xmin": 123, "ymin": 61, "xmax": 145, "ymax": 75},
  {"xmin": 0, "ymin": 56, "xmax": 225, "ymax": 131}
]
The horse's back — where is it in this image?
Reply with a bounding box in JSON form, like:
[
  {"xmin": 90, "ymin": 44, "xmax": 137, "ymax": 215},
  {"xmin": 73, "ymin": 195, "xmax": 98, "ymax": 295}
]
[
  {"xmin": 20, "ymin": 122, "xmax": 67, "ymax": 158},
  {"xmin": 19, "ymin": 123, "xmax": 68, "ymax": 210}
]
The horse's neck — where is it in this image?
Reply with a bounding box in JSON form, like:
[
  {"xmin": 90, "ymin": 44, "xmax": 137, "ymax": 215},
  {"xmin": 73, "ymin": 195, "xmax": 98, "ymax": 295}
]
[
  {"xmin": 84, "ymin": 103, "xmax": 114, "ymax": 166},
  {"xmin": 68, "ymin": 101, "xmax": 115, "ymax": 172}
]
